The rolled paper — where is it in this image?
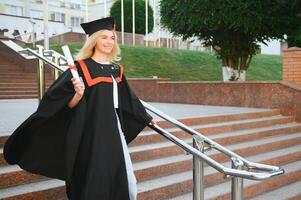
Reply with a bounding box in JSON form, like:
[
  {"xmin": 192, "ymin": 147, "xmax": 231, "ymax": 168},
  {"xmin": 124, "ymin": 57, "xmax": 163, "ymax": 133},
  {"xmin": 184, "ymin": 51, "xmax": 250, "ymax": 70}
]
[{"xmin": 62, "ymin": 45, "xmax": 80, "ymax": 80}]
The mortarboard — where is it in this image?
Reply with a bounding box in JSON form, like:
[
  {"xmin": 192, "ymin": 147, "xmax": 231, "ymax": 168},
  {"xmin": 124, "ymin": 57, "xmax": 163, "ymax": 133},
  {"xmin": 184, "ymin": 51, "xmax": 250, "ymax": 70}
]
[{"xmin": 80, "ymin": 17, "xmax": 116, "ymax": 36}]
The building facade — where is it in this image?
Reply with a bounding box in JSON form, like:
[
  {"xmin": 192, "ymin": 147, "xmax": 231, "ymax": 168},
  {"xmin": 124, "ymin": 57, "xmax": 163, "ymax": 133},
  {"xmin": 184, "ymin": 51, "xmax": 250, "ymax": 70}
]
[
  {"xmin": 0, "ymin": 0, "xmax": 85, "ymax": 42},
  {"xmin": 0, "ymin": 0, "xmax": 283, "ymax": 54}
]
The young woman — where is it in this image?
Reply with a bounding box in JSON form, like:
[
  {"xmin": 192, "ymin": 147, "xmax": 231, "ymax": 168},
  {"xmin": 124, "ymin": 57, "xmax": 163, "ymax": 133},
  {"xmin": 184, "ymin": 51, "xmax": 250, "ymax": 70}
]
[{"xmin": 4, "ymin": 17, "xmax": 155, "ymax": 200}]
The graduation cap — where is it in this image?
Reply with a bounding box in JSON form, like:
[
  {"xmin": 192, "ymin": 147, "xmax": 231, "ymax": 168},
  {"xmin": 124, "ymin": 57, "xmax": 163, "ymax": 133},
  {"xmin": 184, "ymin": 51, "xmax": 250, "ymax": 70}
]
[{"xmin": 80, "ymin": 17, "xmax": 116, "ymax": 36}]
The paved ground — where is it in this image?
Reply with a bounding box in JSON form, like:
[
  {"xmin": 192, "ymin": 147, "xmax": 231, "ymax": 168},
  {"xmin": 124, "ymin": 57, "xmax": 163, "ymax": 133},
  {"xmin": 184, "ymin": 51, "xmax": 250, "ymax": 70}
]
[
  {"xmin": 0, "ymin": 99, "xmax": 271, "ymax": 133},
  {"xmin": 147, "ymin": 102, "xmax": 270, "ymax": 119}
]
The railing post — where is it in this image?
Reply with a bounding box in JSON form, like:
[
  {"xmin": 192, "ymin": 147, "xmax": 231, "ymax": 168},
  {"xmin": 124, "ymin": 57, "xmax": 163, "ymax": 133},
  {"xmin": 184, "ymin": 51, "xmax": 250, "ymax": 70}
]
[
  {"xmin": 193, "ymin": 135, "xmax": 205, "ymax": 200},
  {"xmin": 52, "ymin": 54, "xmax": 61, "ymax": 80},
  {"xmin": 36, "ymin": 45, "xmax": 45, "ymax": 102},
  {"xmin": 231, "ymin": 157, "xmax": 244, "ymax": 200}
]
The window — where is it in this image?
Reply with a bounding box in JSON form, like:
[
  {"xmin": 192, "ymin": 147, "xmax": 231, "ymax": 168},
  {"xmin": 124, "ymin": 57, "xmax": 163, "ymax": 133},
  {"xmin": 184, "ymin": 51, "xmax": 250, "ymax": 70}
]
[
  {"xmin": 71, "ymin": 17, "xmax": 84, "ymax": 27},
  {"xmin": 30, "ymin": 10, "xmax": 43, "ymax": 19},
  {"xmin": 50, "ymin": 12, "xmax": 66, "ymax": 23},
  {"xmin": 5, "ymin": 5, "xmax": 23, "ymax": 16},
  {"xmin": 70, "ymin": 3, "xmax": 81, "ymax": 9}
]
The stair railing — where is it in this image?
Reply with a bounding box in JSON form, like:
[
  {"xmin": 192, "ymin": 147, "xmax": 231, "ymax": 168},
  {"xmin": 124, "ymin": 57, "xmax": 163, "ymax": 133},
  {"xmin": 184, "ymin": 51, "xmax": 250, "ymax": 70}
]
[
  {"xmin": 18, "ymin": 46, "xmax": 284, "ymax": 200},
  {"xmin": 141, "ymin": 101, "xmax": 284, "ymax": 200},
  {"xmin": 18, "ymin": 45, "xmax": 68, "ymax": 100}
]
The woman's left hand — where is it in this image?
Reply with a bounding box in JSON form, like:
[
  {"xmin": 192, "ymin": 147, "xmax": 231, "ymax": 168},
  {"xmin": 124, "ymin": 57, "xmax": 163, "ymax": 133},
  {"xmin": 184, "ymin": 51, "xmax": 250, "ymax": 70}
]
[{"xmin": 148, "ymin": 119, "xmax": 156, "ymax": 126}]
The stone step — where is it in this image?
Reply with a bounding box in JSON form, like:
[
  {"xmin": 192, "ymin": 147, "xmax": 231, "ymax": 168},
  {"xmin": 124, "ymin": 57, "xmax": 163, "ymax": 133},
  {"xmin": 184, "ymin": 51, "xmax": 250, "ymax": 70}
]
[
  {"xmin": 131, "ymin": 133, "xmax": 301, "ymax": 162},
  {"xmin": 172, "ymin": 170, "xmax": 301, "ymax": 200},
  {"xmin": 250, "ymin": 180, "xmax": 301, "ymax": 200},
  {"xmin": 0, "ymin": 74, "xmax": 35, "ymax": 77},
  {"xmin": 0, "ymin": 72, "xmax": 54, "ymax": 76},
  {"xmin": 0, "ymin": 88, "xmax": 51, "ymax": 93},
  {"xmin": 289, "ymin": 194, "xmax": 301, "ymax": 200},
  {"xmin": 0, "ymin": 87, "xmax": 38, "ymax": 92},
  {"xmin": 0, "ymin": 74, "xmax": 53, "ymax": 79},
  {"xmin": 0, "ymin": 111, "xmax": 288, "ymax": 150},
  {"xmin": 138, "ymin": 156, "xmax": 301, "ymax": 200},
  {"xmin": 141, "ymin": 115, "xmax": 295, "ymax": 138},
  {"xmin": 0, "ymin": 62, "xmax": 20, "ymax": 66},
  {"xmin": 131, "ymin": 121, "xmax": 301, "ymax": 146},
  {"xmin": 1, "ymin": 79, "xmax": 53, "ymax": 83},
  {"xmin": 209, "ymin": 160, "xmax": 301, "ymax": 199},
  {"xmin": 1, "ymin": 118, "xmax": 299, "ymax": 167},
  {"xmin": 0, "ymin": 67, "xmax": 23, "ymax": 72},
  {"xmin": 134, "ymin": 144, "xmax": 301, "ymax": 183},
  {"xmin": 0, "ymin": 67, "xmax": 53, "ymax": 73},
  {"xmin": 0, "ymin": 133, "xmax": 10, "ymax": 149},
  {"xmin": 0, "ymin": 94, "xmax": 37, "ymax": 99},
  {"xmin": 0, "ymin": 71, "xmax": 36, "ymax": 74},
  {"xmin": 0, "ymin": 74, "xmax": 53, "ymax": 78},
  {"xmin": 0, "ymin": 83, "xmax": 51, "ymax": 87},
  {"xmin": 191, "ymin": 115, "xmax": 295, "ymax": 135},
  {"xmin": 129, "ymin": 130, "xmax": 301, "ymax": 163},
  {"xmin": 0, "ymin": 70, "xmax": 25, "ymax": 73},
  {"xmin": 136, "ymin": 114, "xmax": 295, "ymax": 142},
  {"xmin": 1, "ymin": 133, "xmax": 300, "ymax": 189},
  {"xmin": 0, "ymin": 106, "xmax": 298, "ymax": 199},
  {"xmin": 1, "ymin": 145, "xmax": 300, "ymax": 200},
  {"xmin": 0, "ymin": 72, "xmax": 51, "ymax": 75},
  {"xmin": 0, "ymin": 80, "xmax": 53, "ymax": 84},
  {"xmin": 3, "ymin": 121, "xmax": 299, "ymax": 168},
  {"xmin": 0, "ymin": 165, "xmax": 49, "ymax": 190},
  {"xmin": 0, "ymin": 179, "xmax": 66, "ymax": 200},
  {"xmin": 0, "ymin": 75, "xmax": 53, "ymax": 79},
  {"xmin": 0, "ymin": 90, "xmax": 37, "ymax": 95},
  {"xmin": 0, "ymin": 148, "xmax": 6, "ymax": 167},
  {"xmin": 0, "ymin": 75, "xmax": 36, "ymax": 79},
  {"xmin": 0, "ymin": 82, "xmax": 37, "ymax": 86},
  {"xmin": 151, "ymin": 109, "xmax": 281, "ymax": 130},
  {"xmin": 124, "ymin": 109, "xmax": 281, "ymax": 134}
]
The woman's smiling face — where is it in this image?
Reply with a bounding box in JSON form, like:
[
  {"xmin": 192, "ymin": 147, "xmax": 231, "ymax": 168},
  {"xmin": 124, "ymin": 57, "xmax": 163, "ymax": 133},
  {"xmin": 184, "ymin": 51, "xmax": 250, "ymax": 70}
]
[{"xmin": 94, "ymin": 30, "xmax": 115, "ymax": 55}]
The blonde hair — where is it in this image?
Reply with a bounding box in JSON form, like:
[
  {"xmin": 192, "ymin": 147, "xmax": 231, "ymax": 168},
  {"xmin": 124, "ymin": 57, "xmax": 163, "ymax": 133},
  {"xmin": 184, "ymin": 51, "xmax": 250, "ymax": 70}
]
[{"xmin": 75, "ymin": 30, "xmax": 121, "ymax": 62}]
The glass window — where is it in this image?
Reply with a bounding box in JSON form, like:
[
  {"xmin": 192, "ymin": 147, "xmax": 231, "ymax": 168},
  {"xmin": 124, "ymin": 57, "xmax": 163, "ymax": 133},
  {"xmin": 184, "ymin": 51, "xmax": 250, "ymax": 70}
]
[
  {"xmin": 5, "ymin": 5, "xmax": 23, "ymax": 16},
  {"xmin": 50, "ymin": 12, "xmax": 66, "ymax": 23},
  {"xmin": 71, "ymin": 16, "xmax": 82, "ymax": 27},
  {"xmin": 30, "ymin": 10, "xmax": 43, "ymax": 19}
]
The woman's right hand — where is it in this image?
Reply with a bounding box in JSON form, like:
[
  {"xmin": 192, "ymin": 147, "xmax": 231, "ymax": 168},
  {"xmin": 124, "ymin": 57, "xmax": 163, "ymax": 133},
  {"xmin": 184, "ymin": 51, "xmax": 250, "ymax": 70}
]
[
  {"xmin": 68, "ymin": 77, "xmax": 85, "ymax": 108},
  {"xmin": 71, "ymin": 77, "xmax": 85, "ymax": 99}
]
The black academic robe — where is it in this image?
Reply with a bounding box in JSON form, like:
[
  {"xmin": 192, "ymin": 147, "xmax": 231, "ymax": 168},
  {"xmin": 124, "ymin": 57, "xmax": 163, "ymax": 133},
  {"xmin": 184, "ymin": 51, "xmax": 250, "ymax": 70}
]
[{"xmin": 3, "ymin": 58, "xmax": 152, "ymax": 200}]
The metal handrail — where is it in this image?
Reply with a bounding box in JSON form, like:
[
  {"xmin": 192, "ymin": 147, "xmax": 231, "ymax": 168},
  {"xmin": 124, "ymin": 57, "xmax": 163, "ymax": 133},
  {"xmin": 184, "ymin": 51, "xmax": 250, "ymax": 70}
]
[
  {"xmin": 142, "ymin": 101, "xmax": 284, "ymax": 176},
  {"xmin": 43, "ymin": 49, "xmax": 68, "ymax": 64},
  {"xmin": 20, "ymin": 46, "xmax": 284, "ymax": 200},
  {"xmin": 147, "ymin": 118, "xmax": 284, "ymax": 180},
  {"xmin": 19, "ymin": 48, "xmax": 67, "ymax": 72}
]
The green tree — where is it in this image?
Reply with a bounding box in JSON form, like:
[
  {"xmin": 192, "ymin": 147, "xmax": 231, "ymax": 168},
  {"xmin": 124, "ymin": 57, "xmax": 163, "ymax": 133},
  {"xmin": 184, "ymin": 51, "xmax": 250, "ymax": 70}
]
[
  {"xmin": 110, "ymin": 0, "xmax": 154, "ymax": 34},
  {"xmin": 160, "ymin": 0, "xmax": 301, "ymax": 81},
  {"xmin": 288, "ymin": 29, "xmax": 301, "ymax": 47},
  {"xmin": 287, "ymin": 13, "xmax": 301, "ymax": 47}
]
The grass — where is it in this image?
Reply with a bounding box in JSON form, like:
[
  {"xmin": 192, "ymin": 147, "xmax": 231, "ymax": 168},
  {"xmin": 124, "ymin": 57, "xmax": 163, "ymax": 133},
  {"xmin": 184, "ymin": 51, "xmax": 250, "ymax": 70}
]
[
  {"xmin": 246, "ymin": 54, "xmax": 282, "ymax": 81},
  {"xmin": 51, "ymin": 43, "xmax": 282, "ymax": 81}
]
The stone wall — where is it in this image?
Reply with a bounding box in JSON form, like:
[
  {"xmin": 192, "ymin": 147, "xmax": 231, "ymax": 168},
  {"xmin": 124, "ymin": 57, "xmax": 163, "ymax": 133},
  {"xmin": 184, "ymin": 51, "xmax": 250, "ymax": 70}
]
[{"xmin": 128, "ymin": 78, "xmax": 301, "ymax": 121}]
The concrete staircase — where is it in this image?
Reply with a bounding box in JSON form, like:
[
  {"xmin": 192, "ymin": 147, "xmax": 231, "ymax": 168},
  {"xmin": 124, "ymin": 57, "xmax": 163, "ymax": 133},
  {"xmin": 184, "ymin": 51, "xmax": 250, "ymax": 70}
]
[
  {"xmin": 0, "ymin": 109, "xmax": 301, "ymax": 199},
  {"xmin": 0, "ymin": 40, "xmax": 53, "ymax": 99},
  {"xmin": 0, "ymin": 70, "xmax": 53, "ymax": 99}
]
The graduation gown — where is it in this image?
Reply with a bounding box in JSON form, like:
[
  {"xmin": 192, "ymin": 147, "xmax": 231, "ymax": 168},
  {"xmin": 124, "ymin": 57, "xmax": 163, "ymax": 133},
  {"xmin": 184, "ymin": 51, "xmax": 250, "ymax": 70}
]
[{"xmin": 3, "ymin": 58, "xmax": 153, "ymax": 200}]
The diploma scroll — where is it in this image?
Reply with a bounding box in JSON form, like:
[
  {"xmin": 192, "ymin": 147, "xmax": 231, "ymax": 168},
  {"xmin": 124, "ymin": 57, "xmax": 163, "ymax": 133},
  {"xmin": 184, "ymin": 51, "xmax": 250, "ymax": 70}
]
[{"xmin": 62, "ymin": 45, "xmax": 80, "ymax": 80}]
